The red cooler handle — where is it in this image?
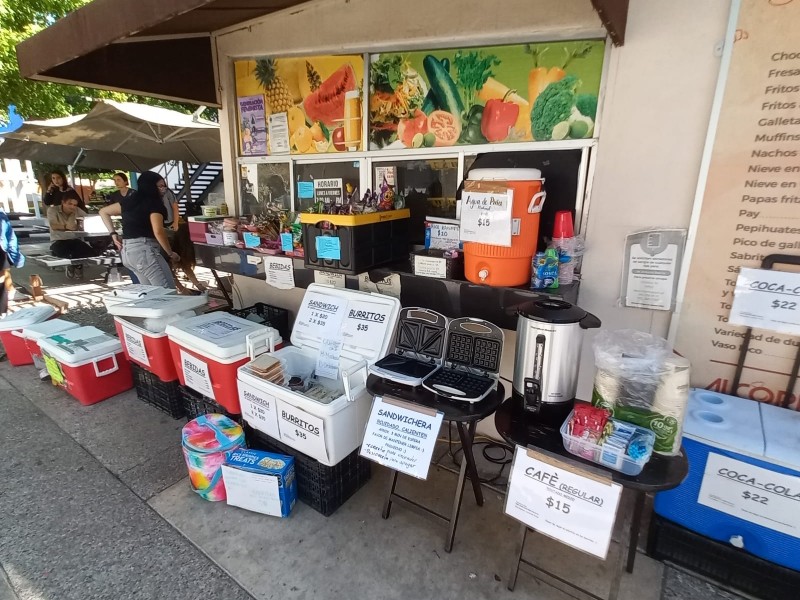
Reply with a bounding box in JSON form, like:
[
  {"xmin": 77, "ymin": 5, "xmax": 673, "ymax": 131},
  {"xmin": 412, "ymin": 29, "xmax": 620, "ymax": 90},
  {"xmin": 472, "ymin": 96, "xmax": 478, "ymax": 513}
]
[{"xmin": 93, "ymin": 354, "xmax": 119, "ymax": 377}]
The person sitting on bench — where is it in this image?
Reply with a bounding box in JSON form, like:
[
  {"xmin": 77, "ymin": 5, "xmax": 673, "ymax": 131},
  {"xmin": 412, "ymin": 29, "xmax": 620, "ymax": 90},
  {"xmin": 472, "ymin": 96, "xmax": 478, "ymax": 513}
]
[{"xmin": 47, "ymin": 197, "xmax": 98, "ymax": 276}]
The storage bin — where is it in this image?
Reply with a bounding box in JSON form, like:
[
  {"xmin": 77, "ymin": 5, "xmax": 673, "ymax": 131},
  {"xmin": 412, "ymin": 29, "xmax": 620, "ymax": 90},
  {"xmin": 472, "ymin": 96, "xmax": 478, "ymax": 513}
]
[
  {"xmin": 187, "ymin": 216, "xmax": 225, "ymax": 244},
  {"xmin": 245, "ymin": 426, "xmax": 371, "ymax": 517},
  {"xmin": 22, "ymin": 318, "xmax": 81, "ymax": 370},
  {"xmin": 559, "ymin": 409, "xmax": 655, "ymax": 476},
  {"xmin": 237, "ymin": 284, "xmax": 400, "ymax": 465},
  {"xmin": 462, "ymin": 168, "xmax": 546, "ymax": 287},
  {"xmin": 108, "ymin": 294, "xmax": 208, "ymax": 381},
  {"xmin": 182, "ymin": 414, "xmax": 244, "ymax": 501},
  {"xmin": 166, "ymin": 312, "xmax": 282, "ymax": 414},
  {"xmin": 38, "ymin": 326, "xmax": 132, "ymax": 405},
  {"xmin": 0, "ymin": 305, "xmax": 58, "ymax": 366},
  {"xmin": 301, "ymin": 209, "xmax": 410, "ymax": 275},
  {"xmin": 180, "ymin": 385, "xmax": 239, "ymax": 422},
  {"xmin": 411, "ymin": 249, "xmax": 464, "ymax": 280},
  {"xmin": 101, "ymin": 284, "xmax": 174, "ymax": 308},
  {"xmin": 131, "ymin": 364, "xmax": 185, "ymax": 419},
  {"xmin": 654, "ymin": 389, "xmax": 800, "ymax": 572},
  {"xmin": 228, "ymin": 302, "xmax": 290, "ymax": 343}
]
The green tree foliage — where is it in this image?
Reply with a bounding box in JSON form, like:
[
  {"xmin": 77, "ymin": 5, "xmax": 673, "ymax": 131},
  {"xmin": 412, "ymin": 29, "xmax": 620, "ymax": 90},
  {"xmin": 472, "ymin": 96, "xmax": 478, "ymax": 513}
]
[{"xmin": 0, "ymin": 0, "xmax": 217, "ymax": 122}]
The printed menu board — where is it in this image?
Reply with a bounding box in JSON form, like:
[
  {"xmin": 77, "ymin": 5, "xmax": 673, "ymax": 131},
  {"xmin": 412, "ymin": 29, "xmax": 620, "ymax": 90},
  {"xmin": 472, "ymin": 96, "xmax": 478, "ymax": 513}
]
[{"xmin": 675, "ymin": 0, "xmax": 800, "ymax": 409}]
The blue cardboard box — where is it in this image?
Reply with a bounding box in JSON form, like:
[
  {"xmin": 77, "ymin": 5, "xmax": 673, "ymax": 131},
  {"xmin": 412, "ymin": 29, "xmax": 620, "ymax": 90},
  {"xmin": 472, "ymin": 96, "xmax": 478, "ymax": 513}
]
[{"xmin": 222, "ymin": 449, "xmax": 297, "ymax": 517}]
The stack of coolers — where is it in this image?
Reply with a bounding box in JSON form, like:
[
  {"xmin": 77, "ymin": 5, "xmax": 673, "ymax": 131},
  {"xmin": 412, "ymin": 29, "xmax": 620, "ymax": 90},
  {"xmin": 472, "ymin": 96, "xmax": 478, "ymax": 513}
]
[
  {"xmin": 108, "ymin": 293, "xmax": 210, "ymax": 418},
  {"xmin": 166, "ymin": 310, "xmax": 283, "ymax": 420},
  {"xmin": 651, "ymin": 389, "xmax": 800, "ymax": 599},
  {"xmin": 237, "ymin": 284, "xmax": 400, "ymax": 515}
]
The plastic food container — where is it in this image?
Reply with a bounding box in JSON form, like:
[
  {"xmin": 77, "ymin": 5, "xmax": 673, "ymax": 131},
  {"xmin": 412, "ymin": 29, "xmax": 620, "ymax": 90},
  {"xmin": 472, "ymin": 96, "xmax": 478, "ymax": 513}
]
[
  {"xmin": 38, "ymin": 325, "xmax": 133, "ymax": 405},
  {"xmin": 182, "ymin": 414, "xmax": 244, "ymax": 501},
  {"xmin": 463, "ymin": 168, "xmax": 546, "ymax": 287},
  {"xmin": 238, "ymin": 283, "xmax": 400, "ymax": 466},
  {"xmin": 101, "ymin": 284, "xmax": 174, "ymax": 308},
  {"xmin": 109, "ymin": 294, "xmax": 208, "ymax": 381},
  {"xmin": 166, "ymin": 312, "xmax": 282, "ymax": 414},
  {"xmin": 0, "ymin": 305, "xmax": 59, "ymax": 366},
  {"xmin": 559, "ymin": 410, "xmax": 655, "ymax": 476},
  {"xmin": 22, "ymin": 319, "xmax": 81, "ymax": 370}
]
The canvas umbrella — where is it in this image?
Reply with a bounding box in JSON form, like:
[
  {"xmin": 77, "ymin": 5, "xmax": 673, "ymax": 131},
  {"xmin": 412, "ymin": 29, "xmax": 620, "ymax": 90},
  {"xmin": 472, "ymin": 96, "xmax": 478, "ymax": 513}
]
[
  {"xmin": 2, "ymin": 99, "xmax": 221, "ymax": 163},
  {"xmin": 0, "ymin": 136, "xmax": 159, "ymax": 171}
]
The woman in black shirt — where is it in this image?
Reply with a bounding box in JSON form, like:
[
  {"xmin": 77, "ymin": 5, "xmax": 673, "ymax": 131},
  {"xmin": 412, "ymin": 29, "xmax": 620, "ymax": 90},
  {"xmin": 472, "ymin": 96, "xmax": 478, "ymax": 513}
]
[
  {"xmin": 43, "ymin": 170, "xmax": 85, "ymax": 209},
  {"xmin": 99, "ymin": 171, "xmax": 179, "ymax": 288},
  {"xmin": 107, "ymin": 172, "xmax": 133, "ymax": 204}
]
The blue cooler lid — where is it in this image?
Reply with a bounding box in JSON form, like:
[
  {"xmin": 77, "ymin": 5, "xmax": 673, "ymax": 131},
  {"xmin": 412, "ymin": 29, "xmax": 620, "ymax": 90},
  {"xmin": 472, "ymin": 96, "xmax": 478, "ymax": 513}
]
[
  {"xmin": 683, "ymin": 388, "xmax": 764, "ymax": 456},
  {"xmin": 182, "ymin": 414, "xmax": 244, "ymax": 454},
  {"xmin": 760, "ymin": 403, "xmax": 800, "ymax": 469}
]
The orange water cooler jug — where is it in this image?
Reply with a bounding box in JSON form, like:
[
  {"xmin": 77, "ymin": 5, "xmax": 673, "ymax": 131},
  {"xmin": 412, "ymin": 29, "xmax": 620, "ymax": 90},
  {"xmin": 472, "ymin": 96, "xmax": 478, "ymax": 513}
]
[{"xmin": 463, "ymin": 168, "xmax": 546, "ymax": 287}]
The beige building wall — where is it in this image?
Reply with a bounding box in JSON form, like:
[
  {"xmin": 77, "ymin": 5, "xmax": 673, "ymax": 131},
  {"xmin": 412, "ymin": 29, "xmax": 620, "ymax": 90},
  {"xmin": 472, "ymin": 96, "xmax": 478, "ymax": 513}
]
[{"xmin": 210, "ymin": 0, "xmax": 731, "ymax": 413}]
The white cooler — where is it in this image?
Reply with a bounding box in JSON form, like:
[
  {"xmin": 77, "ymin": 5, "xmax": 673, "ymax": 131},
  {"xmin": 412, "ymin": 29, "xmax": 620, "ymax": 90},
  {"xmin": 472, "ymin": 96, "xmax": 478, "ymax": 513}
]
[
  {"xmin": 108, "ymin": 294, "xmax": 209, "ymax": 382},
  {"xmin": 166, "ymin": 312, "xmax": 282, "ymax": 414},
  {"xmin": 238, "ymin": 284, "xmax": 400, "ymax": 466},
  {"xmin": 102, "ymin": 284, "xmax": 175, "ymax": 308}
]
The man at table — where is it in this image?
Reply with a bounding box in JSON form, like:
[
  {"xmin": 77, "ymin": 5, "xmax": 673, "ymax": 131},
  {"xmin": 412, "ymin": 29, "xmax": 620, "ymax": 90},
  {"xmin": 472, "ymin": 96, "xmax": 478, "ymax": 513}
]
[{"xmin": 47, "ymin": 197, "xmax": 98, "ymax": 275}]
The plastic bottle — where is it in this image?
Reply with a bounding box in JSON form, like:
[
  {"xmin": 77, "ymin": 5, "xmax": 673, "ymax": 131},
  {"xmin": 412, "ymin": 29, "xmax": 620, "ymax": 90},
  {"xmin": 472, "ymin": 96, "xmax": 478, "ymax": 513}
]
[{"xmin": 531, "ymin": 247, "xmax": 560, "ymax": 289}]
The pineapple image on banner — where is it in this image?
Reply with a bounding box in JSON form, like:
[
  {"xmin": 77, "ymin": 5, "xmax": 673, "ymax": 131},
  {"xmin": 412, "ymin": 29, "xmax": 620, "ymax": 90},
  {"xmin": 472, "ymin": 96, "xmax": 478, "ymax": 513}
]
[{"xmin": 234, "ymin": 55, "xmax": 364, "ymax": 155}]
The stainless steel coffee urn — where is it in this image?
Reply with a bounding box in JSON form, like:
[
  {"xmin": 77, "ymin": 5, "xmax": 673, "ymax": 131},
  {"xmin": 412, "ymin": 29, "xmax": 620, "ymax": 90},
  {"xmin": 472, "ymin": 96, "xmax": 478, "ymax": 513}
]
[{"xmin": 513, "ymin": 299, "xmax": 601, "ymax": 426}]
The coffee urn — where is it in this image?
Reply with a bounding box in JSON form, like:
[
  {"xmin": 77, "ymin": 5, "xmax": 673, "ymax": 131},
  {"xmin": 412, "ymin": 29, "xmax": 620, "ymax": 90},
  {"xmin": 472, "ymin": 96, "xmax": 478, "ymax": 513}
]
[{"xmin": 513, "ymin": 299, "xmax": 601, "ymax": 426}]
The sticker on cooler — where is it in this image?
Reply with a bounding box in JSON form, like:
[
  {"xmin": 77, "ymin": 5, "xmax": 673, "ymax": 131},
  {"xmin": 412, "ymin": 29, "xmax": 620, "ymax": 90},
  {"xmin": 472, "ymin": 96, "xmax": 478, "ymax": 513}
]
[
  {"xmin": 121, "ymin": 325, "xmax": 150, "ymax": 367},
  {"xmin": 277, "ymin": 400, "xmax": 328, "ymax": 462},
  {"xmin": 180, "ymin": 349, "xmax": 215, "ymax": 398},
  {"xmin": 239, "ymin": 380, "xmax": 280, "ymax": 439},
  {"xmin": 188, "ymin": 319, "xmax": 245, "ymax": 340}
]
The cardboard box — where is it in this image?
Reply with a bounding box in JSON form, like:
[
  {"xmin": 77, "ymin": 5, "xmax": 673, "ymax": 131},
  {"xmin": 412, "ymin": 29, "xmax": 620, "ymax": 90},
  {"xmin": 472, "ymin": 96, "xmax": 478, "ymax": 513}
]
[{"xmin": 221, "ymin": 449, "xmax": 297, "ymax": 517}]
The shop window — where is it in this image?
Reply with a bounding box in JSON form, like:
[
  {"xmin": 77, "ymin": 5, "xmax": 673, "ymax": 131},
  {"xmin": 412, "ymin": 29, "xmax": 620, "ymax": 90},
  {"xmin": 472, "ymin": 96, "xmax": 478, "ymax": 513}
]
[
  {"xmin": 372, "ymin": 158, "xmax": 458, "ymax": 246},
  {"xmin": 239, "ymin": 162, "xmax": 291, "ymax": 215},
  {"xmin": 294, "ymin": 160, "xmax": 361, "ymax": 212}
]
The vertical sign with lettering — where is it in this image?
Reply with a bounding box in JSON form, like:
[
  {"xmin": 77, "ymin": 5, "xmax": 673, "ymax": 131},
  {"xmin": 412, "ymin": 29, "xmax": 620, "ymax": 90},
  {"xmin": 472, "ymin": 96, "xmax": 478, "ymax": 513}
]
[{"xmin": 675, "ymin": 0, "xmax": 800, "ymax": 409}]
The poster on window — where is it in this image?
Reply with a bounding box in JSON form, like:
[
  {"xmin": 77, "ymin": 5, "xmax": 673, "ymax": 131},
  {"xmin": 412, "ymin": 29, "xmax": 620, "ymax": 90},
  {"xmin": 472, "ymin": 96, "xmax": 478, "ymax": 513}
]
[
  {"xmin": 237, "ymin": 95, "xmax": 268, "ymax": 156},
  {"xmin": 235, "ymin": 55, "xmax": 364, "ymax": 155},
  {"xmin": 368, "ymin": 39, "xmax": 604, "ymax": 150}
]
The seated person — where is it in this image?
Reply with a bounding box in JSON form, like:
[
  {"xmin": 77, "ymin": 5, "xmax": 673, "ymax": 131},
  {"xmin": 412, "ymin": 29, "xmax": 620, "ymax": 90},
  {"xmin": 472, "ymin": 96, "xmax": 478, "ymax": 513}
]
[{"xmin": 47, "ymin": 198, "xmax": 99, "ymax": 270}]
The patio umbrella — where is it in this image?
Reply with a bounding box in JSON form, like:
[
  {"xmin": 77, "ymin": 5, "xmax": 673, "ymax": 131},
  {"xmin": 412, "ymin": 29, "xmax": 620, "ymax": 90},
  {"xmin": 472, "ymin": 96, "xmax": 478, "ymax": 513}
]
[
  {"xmin": 0, "ymin": 136, "xmax": 159, "ymax": 171},
  {"xmin": 1, "ymin": 99, "xmax": 221, "ymax": 163}
]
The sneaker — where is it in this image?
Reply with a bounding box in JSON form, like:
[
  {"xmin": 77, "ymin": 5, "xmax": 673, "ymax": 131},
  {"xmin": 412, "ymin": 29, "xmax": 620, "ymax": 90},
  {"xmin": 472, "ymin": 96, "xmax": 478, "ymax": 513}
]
[{"xmin": 66, "ymin": 266, "xmax": 75, "ymax": 279}]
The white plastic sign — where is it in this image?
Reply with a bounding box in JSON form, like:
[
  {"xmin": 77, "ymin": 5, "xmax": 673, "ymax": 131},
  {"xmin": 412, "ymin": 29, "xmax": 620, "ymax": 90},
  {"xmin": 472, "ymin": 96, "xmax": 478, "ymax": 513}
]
[
  {"xmin": 121, "ymin": 326, "xmax": 150, "ymax": 367},
  {"xmin": 698, "ymin": 453, "xmax": 800, "ymax": 538},
  {"xmin": 294, "ymin": 291, "xmax": 347, "ymax": 338},
  {"xmin": 460, "ymin": 189, "xmax": 513, "ymax": 247},
  {"xmin": 729, "ymin": 268, "xmax": 800, "ymax": 335},
  {"xmin": 316, "ymin": 338, "xmax": 342, "ymax": 380},
  {"xmin": 342, "ymin": 299, "xmax": 392, "ymax": 351},
  {"xmin": 221, "ymin": 466, "xmax": 282, "ymax": 516},
  {"xmin": 265, "ymin": 256, "xmax": 295, "ymax": 290},
  {"xmin": 414, "ymin": 255, "xmax": 447, "ymax": 279},
  {"xmin": 180, "ymin": 349, "xmax": 215, "ymax": 398},
  {"xmin": 314, "ymin": 270, "xmax": 346, "ymax": 288},
  {"xmin": 360, "ymin": 396, "xmax": 443, "ymax": 480},
  {"xmin": 239, "ymin": 380, "xmax": 281, "ymax": 439},
  {"xmin": 277, "ymin": 401, "xmax": 328, "ymax": 461},
  {"xmin": 505, "ymin": 447, "xmax": 622, "ymax": 559}
]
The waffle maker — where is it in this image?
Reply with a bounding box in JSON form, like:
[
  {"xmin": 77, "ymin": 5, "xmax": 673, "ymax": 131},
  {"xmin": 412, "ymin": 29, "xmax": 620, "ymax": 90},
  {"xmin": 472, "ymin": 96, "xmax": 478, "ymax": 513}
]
[
  {"xmin": 422, "ymin": 317, "xmax": 503, "ymax": 402},
  {"xmin": 369, "ymin": 308, "xmax": 447, "ymax": 387}
]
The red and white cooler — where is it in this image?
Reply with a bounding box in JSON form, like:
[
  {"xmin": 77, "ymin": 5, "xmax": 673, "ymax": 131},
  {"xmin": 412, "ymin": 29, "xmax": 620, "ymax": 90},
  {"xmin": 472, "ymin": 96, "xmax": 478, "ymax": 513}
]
[
  {"xmin": 102, "ymin": 284, "xmax": 175, "ymax": 308},
  {"xmin": 166, "ymin": 312, "xmax": 282, "ymax": 414},
  {"xmin": 37, "ymin": 326, "xmax": 133, "ymax": 405},
  {"xmin": 0, "ymin": 305, "xmax": 58, "ymax": 366},
  {"xmin": 23, "ymin": 319, "xmax": 81, "ymax": 370},
  {"xmin": 108, "ymin": 294, "xmax": 209, "ymax": 382}
]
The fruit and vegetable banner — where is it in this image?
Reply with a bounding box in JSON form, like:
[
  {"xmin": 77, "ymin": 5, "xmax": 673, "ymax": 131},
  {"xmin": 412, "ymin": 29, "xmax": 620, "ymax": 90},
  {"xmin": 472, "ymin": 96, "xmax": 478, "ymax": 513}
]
[
  {"xmin": 368, "ymin": 40, "xmax": 604, "ymax": 150},
  {"xmin": 234, "ymin": 55, "xmax": 364, "ymax": 155}
]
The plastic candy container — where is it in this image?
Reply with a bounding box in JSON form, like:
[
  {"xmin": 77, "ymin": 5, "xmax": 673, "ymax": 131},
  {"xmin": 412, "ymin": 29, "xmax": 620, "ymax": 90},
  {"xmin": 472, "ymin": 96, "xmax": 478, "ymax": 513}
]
[{"xmin": 181, "ymin": 414, "xmax": 244, "ymax": 501}]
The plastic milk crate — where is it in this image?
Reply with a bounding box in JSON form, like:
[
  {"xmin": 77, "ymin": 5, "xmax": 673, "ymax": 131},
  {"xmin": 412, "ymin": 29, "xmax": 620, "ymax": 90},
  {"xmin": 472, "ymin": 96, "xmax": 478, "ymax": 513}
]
[
  {"xmin": 131, "ymin": 364, "xmax": 185, "ymax": 419},
  {"xmin": 179, "ymin": 385, "xmax": 240, "ymax": 422},
  {"xmin": 301, "ymin": 209, "xmax": 410, "ymax": 275},
  {"xmin": 228, "ymin": 302, "xmax": 290, "ymax": 343},
  {"xmin": 245, "ymin": 426, "xmax": 371, "ymax": 517}
]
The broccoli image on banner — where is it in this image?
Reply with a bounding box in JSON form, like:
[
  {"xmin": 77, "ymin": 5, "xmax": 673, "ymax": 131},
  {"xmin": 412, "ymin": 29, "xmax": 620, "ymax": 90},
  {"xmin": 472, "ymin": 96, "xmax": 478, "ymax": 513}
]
[{"xmin": 531, "ymin": 75, "xmax": 581, "ymax": 141}]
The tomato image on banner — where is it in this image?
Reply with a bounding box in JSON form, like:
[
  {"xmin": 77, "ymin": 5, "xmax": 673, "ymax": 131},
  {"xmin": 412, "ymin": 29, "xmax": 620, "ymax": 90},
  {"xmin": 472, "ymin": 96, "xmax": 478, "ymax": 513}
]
[
  {"xmin": 368, "ymin": 40, "xmax": 604, "ymax": 149},
  {"xmin": 234, "ymin": 55, "xmax": 364, "ymax": 155}
]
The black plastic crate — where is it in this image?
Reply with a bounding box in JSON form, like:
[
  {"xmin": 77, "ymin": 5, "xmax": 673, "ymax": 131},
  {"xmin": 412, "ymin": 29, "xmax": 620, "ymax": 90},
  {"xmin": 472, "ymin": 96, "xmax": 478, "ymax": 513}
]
[
  {"xmin": 228, "ymin": 302, "xmax": 290, "ymax": 342},
  {"xmin": 302, "ymin": 213, "xmax": 410, "ymax": 275},
  {"xmin": 245, "ymin": 426, "xmax": 371, "ymax": 516},
  {"xmin": 647, "ymin": 515, "xmax": 800, "ymax": 600},
  {"xmin": 179, "ymin": 385, "xmax": 240, "ymax": 422},
  {"xmin": 131, "ymin": 364, "xmax": 185, "ymax": 419}
]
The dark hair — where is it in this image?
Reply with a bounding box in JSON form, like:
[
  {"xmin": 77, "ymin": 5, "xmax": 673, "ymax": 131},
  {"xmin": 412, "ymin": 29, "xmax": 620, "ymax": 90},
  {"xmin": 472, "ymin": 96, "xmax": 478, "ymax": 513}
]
[
  {"xmin": 136, "ymin": 171, "xmax": 164, "ymax": 202},
  {"xmin": 61, "ymin": 196, "xmax": 79, "ymax": 206},
  {"xmin": 113, "ymin": 172, "xmax": 129, "ymax": 184},
  {"xmin": 51, "ymin": 169, "xmax": 67, "ymax": 183}
]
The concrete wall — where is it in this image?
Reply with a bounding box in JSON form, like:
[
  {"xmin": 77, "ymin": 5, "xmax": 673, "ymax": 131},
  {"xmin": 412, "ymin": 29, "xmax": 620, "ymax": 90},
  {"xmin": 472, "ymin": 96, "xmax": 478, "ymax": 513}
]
[{"xmin": 211, "ymin": 0, "xmax": 731, "ymax": 410}]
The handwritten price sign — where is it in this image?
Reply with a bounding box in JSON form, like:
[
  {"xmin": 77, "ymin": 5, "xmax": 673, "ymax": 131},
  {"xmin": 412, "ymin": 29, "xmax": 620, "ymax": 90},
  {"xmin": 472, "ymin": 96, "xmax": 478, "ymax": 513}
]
[
  {"xmin": 730, "ymin": 268, "xmax": 800, "ymax": 335},
  {"xmin": 460, "ymin": 186, "xmax": 513, "ymax": 247}
]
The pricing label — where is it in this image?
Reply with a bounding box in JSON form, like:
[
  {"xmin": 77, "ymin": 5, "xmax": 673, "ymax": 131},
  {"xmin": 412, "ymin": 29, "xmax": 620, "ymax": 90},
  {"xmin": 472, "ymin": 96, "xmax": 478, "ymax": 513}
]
[
  {"xmin": 294, "ymin": 291, "xmax": 346, "ymax": 338},
  {"xmin": 265, "ymin": 256, "xmax": 295, "ymax": 290},
  {"xmin": 276, "ymin": 401, "xmax": 328, "ymax": 462},
  {"xmin": 220, "ymin": 465, "xmax": 282, "ymax": 517},
  {"xmin": 504, "ymin": 447, "xmax": 622, "ymax": 559},
  {"xmin": 316, "ymin": 338, "xmax": 342, "ymax": 380},
  {"xmin": 180, "ymin": 349, "xmax": 215, "ymax": 399},
  {"xmin": 238, "ymin": 380, "xmax": 280, "ymax": 439},
  {"xmin": 460, "ymin": 188, "xmax": 513, "ymax": 247},
  {"xmin": 121, "ymin": 325, "xmax": 150, "ymax": 367},
  {"xmin": 698, "ymin": 453, "xmax": 800, "ymax": 538},
  {"xmin": 342, "ymin": 299, "xmax": 392, "ymax": 351},
  {"xmin": 314, "ymin": 270, "xmax": 346, "ymax": 288},
  {"xmin": 730, "ymin": 268, "xmax": 800, "ymax": 335},
  {"xmin": 360, "ymin": 396, "xmax": 443, "ymax": 479}
]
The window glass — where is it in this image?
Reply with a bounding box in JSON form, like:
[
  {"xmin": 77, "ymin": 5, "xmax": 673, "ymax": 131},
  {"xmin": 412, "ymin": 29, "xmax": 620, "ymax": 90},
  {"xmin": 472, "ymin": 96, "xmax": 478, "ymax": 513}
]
[
  {"xmin": 294, "ymin": 160, "xmax": 361, "ymax": 212},
  {"xmin": 239, "ymin": 162, "xmax": 291, "ymax": 215}
]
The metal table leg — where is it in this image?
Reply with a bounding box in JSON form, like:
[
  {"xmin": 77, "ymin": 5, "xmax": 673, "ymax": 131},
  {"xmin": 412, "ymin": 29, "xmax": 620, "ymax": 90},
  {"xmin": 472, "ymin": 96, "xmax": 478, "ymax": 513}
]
[
  {"xmin": 445, "ymin": 440, "xmax": 470, "ymax": 553},
  {"xmin": 456, "ymin": 421, "xmax": 484, "ymax": 506},
  {"xmin": 210, "ymin": 269, "xmax": 232, "ymax": 307},
  {"xmin": 507, "ymin": 524, "xmax": 528, "ymax": 591},
  {"xmin": 626, "ymin": 492, "xmax": 646, "ymax": 573},
  {"xmin": 607, "ymin": 490, "xmax": 633, "ymax": 600},
  {"xmin": 382, "ymin": 470, "xmax": 399, "ymax": 519}
]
